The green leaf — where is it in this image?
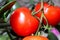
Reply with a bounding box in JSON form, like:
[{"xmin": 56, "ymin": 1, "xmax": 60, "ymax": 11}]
[
  {"xmin": 47, "ymin": 32, "xmax": 58, "ymax": 40},
  {"xmin": 0, "ymin": 0, "xmax": 16, "ymax": 17},
  {"xmin": 0, "ymin": 35, "xmax": 10, "ymax": 40},
  {"xmin": 3, "ymin": 10, "xmax": 10, "ymax": 22}
]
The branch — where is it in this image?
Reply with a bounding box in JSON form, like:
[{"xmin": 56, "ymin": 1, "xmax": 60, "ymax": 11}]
[{"xmin": 0, "ymin": 23, "xmax": 10, "ymax": 28}]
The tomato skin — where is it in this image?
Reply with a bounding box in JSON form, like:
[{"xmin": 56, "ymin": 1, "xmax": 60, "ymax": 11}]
[
  {"xmin": 57, "ymin": 7, "xmax": 60, "ymax": 22},
  {"xmin": 23, "ymin": 36, "xmax": 48, "ymax": 40},
  {"xmin": 10, "ymin": 7, "xmax": 39, "ymax": 36},
  {"xmin": 35, "ymin": 2, "xmax": 60, "ymax": 26}
]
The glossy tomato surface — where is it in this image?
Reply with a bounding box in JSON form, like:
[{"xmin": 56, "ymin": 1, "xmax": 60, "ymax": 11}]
[
  {"xmin": 35, "ymin": 2, "xmax": 60, "ymax": 26},
  {"xmin": 10, "ymin": 7, "xmax": 39, "ymax": 36},
  {"xmin": 23, "ymin": 36, "xmax": 48, "ymax": 40}
]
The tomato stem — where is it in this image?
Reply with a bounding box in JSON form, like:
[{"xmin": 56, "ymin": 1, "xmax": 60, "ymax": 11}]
[
  {"xmin": 35, "ymin": 21, "xmax": 41, "ymax": 36},
  {"xmin": 35, "ymin": 0, "xmax": 50, "ymax": 36},
  {"xmin": 5, "ymin": 27, "xmax": 13, "ymax": 40},
  {"xmin": 36, "ymin": 0, "xmax": 44, "ymax": 14},
  {"xmin": 32, "ymin": 0, "xmax": 50, "ymax": 36},
  {"xmin": 32, "ymin": 0, "xmax": 44, "ymax": 15},
  {"xmin": 35, "ymin": 0, "xmax": 44, "ymax": 36}
]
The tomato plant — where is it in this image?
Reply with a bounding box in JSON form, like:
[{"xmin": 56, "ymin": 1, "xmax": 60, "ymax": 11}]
[
  {"xmin": 10, "ymin": 7, "xmax": 39, "ymax": 36},
  {"xmin": 23, "ymin": 36, "xmax": 48, "ymax": 40},
  {"xmin": 35, "ymin": 2, "xmax": 60, "ymax": 26}
]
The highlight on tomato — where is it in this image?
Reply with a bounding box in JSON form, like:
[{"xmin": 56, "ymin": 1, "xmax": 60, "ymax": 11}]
[
  {"xmin": 35, "ymin": 2, "xmax": 60, "ymax": 26},
  {"xmin": 10, "ymin": 7, "xmax": 39, "ymax": 37}
]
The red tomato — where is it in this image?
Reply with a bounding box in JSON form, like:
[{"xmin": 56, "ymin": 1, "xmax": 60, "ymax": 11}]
[
  {"xmin": 10, "ymin": 7, "xmax": 39, "ymax": 36},
  {"xmin": 23, "ymin": 36, "xmax": 48, "ymax": 40},
  {"xmin": 35, "ymin": 2, "xmax": 60, "ymax": 26},
  {"xmin": 57, "ymin": 7, "xmax": 60, "ymax": 22}
]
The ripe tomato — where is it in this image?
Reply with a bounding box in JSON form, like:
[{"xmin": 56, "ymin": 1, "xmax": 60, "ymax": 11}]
[
  {"xmin": 10, "ymin": 7, "xmax": 39, "ymax": 36},
  {"xmin": 35, "ymin": 2, "xmax": 60, "ymax": 26},
  {"xmin": 57, "ymin": 7, "xmax": 60, "ymax": 22},
  {"xmin": 23, "ymin": 36, "xmax": 48, "ymax": 40}
]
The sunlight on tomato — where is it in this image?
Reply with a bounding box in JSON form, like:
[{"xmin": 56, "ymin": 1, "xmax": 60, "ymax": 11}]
[{"xmin": 10, "ymin": 7, "xmax": 39, "ymax": 36}]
